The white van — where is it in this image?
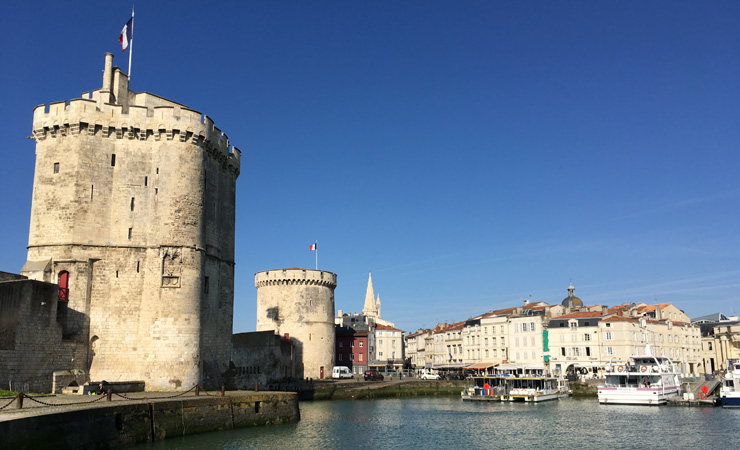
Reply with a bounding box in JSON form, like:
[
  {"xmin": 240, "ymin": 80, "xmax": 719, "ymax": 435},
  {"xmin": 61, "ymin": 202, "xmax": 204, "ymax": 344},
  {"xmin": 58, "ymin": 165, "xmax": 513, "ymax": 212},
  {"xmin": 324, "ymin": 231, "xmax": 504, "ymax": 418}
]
[{"xmin": 331, "ymin": 366, "xmax": 353, "ymax": 379}]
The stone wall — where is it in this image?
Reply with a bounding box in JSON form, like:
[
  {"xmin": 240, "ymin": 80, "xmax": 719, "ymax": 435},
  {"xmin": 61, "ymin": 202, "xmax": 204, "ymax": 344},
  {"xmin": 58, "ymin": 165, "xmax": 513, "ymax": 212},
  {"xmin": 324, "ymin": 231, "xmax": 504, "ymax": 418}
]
[
  {"xmin": 0, "ymin": 276, "xmax": 86, "ymax": 393},
  {"xmin": 255, "ymin": 269, "xmax": 337, "ymax": 379},
  {"xmin": 229, "ymin": 331, "xmax": 296, "ymax": 388}
]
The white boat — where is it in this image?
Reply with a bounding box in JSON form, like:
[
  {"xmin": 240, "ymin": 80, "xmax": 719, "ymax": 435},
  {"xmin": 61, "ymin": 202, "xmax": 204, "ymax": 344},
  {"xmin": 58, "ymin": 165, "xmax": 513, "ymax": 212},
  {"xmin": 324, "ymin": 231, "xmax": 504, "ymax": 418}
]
[
  {"xmin": 597, "ymin": 351, "xmax": 681, "ymax": 405},
  {"xmin": 461, "ymin": 375, "xmax": 569, "ymax": 402},
  {"xmin": 507, "ymin": 377, "xmax": 570, "ymax": 402},
  {"xmin": 720, "ymin": 359, "xmax": 740, "ymax": 408}
]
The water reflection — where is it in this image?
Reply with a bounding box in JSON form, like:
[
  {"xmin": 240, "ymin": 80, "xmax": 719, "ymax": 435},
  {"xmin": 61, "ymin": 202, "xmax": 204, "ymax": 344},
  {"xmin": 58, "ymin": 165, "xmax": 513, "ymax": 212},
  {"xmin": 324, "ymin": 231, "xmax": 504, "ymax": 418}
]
[{"xmin": 135, "ymin": 398, "xmax": 739, "ymax": 450}]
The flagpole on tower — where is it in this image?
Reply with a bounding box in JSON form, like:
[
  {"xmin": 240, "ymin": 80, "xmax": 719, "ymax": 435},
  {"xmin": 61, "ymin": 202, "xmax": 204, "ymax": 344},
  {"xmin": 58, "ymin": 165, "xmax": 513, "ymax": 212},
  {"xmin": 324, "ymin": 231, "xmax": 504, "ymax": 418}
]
[
  {"xmin": 315, "ymin": 241, "xmax": 318, "ymax": 270},
  {"xmin": 128, "ymin": 7, "xmax": 134, "ymax": 80}
]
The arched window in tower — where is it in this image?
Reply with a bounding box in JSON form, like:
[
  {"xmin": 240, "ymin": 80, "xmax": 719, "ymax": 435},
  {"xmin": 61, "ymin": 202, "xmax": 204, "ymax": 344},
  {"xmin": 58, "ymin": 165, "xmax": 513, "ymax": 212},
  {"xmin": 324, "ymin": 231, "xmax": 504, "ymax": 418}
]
[{"xmin": 58, "ymin": 271, "xmax": 69, "ymax": 301}]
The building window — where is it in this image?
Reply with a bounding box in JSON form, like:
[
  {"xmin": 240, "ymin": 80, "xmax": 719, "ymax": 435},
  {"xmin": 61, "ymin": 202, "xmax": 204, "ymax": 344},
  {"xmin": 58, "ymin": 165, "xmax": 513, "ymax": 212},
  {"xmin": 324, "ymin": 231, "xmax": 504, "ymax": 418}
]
[
  {"xmin": 339, "ymin": 341, "xmax": 343, "ymax": 348},
  {"xmin": 585, "ymin": 347, "xmax": 591, "ymax": 356},
  {"xmin": 530, "ymin": 322, "xmax": 536, "ymax": 332},
  {"xmin": 359, "ymin": 353, "xmax": 363, "ymax": 362},
  {"xmin": 58, "ymin": 271, "xmax": 69, "ymax": 300},
  {"xmin": 204, "ymin": 276, "xmax": 209, "ymax": 294},
  {"xmin": 350, "ymin": 341, "xmax": 354, "ymax": 347},
  {"xmin": 111, "ymin": 154, "xmax": 116, "ymax": 166},
  {"xmin": 144, "ymin": 176, "xmax": 148, "ymax": 186},
  {"xmin": 54, "ymin": 162, "xmax": 60, "ymax": 173},
  {"xmin": 379, "ymin": 352, "xmax": 383, "ymax": 357},
  {"xmin": 338, "ymin": 353, "xmax": 343, "ymax": 361},
  {"xmin": 350, "ymin": 354, "xmax": 354, "ymax": 361},
  {"xmin": 606, "ymin": 347, "xmax": 615, "ymax": 356},
  {"xmin": 359, "ymin": 341, "xmax": 363, "ymax": 347},
  {"xmin": 130, "ymin": 197, "xmax": 135, "ymax": 211},
  {"xmin": 584, "ymin": 334, "xmax": 591, "ymax": 341},
  {"xmin": 605, "ymin": 332, "xmax": 613, "ymax": 341},
  {"xmin": 128, "ymin": 228, "xmax": 132, "ymax": 239}
]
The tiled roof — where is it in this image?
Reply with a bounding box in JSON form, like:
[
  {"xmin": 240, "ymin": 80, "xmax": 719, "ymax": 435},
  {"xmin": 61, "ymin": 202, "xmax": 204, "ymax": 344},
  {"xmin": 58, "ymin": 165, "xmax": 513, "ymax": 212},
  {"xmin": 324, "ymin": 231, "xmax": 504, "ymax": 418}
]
[{"xmin": 552, "ymin": 311, "xmax": 603, "ymax": 319}]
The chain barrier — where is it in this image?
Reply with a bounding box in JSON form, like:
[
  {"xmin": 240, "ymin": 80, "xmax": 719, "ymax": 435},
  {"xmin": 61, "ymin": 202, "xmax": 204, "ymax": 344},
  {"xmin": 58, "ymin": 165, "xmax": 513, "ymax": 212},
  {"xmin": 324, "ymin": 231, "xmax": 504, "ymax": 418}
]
[
  {"xmin": 24, "ymin": 393, "xmax": 107, "ymax": 407},
  {"xmin": 2, "ymin": 384, "xmax": 220, "ymax": 412},
  {"xmin": 0, "ymin": 396, "xmax": 17, "ymax": 411}
]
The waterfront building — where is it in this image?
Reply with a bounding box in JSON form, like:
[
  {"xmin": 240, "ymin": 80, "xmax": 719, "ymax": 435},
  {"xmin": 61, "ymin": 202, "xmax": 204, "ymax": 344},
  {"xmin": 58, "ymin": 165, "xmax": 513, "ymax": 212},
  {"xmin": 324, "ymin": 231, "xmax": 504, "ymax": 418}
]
[
  {"xmin": 429, "ymin": 321, "xmax": 465, "ymax": 371},
  {"xmin": 335, "ymin": 327, "xmax": 369, "ymax": 375},
  {"xmin": 693, "ymin": 313, "xmax": 740, "ymax": 374},
  {"xmin": 548, "ymin": 310, "xmax": 605, "ymax": 377},
  {"xmin": 375, "ymin": 324, "xmax": 406, "ymax": 372},
  {"xmin": 405, "ymin": 328, "xmax": 431, "ymax": 371}
]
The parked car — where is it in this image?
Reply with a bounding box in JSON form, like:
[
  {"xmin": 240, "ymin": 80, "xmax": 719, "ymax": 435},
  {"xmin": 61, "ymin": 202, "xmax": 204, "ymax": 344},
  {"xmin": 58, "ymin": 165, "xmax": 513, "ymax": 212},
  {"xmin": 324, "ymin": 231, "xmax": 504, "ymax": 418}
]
[
  {"xmin": 448, "ymin": 372, "xmax": 465, "ymax": 380},
  {"xmin": 364, "ymin": 370, "xmax": 384, "ymax": 381},
  {"xmin": 420, "ymin": 372, "xmax": 441, "ymax": 380},
  {"xmin": 331, "ymin": 366, "xmax": 353, "ymax": 379}
]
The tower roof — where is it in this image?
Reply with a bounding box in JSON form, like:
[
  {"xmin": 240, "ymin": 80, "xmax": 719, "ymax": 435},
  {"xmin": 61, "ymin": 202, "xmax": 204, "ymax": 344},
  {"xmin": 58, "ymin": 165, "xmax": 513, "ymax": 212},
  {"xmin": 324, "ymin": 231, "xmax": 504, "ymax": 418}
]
[{"xmin": 362, "ymin": 272, "xmax": 378, "ymax": 317}]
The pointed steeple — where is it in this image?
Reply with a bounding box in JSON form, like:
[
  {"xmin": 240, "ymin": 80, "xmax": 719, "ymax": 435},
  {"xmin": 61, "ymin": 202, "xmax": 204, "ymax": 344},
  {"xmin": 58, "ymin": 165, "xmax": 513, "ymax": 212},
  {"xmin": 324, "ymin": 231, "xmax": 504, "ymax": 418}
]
[{"xmin": 362, "ymin": 272, "xmax": 378, "ymax": 317}]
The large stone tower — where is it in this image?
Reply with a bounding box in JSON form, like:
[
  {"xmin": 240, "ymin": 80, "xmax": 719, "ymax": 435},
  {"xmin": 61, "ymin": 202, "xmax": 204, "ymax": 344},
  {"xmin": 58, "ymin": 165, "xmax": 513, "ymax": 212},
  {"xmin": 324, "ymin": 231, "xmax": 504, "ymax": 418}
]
[
  {"xmin": 255, "ymin": 268, "xmax": 337, "ymax": 379},
  {"xmin": 22, "ymin": 53, "xmax": 240, "ymax": 390}
]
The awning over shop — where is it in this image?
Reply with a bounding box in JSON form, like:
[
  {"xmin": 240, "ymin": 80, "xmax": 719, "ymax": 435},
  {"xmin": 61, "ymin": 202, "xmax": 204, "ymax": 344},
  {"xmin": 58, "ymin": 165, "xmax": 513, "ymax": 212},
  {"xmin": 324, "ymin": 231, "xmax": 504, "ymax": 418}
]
[
  {"xmin": 495, "ymin": 363, "xmax": 520, "ymax": 371},
  {"xmin": 522, "ymin": 363, "xmax": 545, "ymax": 370},
  {"xmin": 466, "ymin": 362, "xmax": 496, "ymax": 370}
]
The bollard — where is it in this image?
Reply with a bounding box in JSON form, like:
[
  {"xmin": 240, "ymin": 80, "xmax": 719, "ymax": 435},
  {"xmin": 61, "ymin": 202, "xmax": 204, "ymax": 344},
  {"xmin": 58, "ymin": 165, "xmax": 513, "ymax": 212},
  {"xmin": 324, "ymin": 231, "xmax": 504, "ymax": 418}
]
[
  {"xmin": 220, "ymin": 385, "xmax": 225, "ymax": 397},
  {"xmin": 107, "ymin": 389, "xmax": 112, "ymax": 401},
  {"xmin": 16, "ymin": 392, "xmax": 24, "ymax": 409},
  {"xmin": 196, "ymin": 385, "xmax": 200, "ymax": 396}
]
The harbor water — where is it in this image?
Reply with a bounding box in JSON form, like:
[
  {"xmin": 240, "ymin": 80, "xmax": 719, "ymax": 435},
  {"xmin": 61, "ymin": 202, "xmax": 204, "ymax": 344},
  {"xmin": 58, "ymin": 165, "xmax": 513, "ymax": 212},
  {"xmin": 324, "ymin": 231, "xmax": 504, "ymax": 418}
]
[{"xmin": 133, "ymin": 397, "xmax": 739, "ymax": 450}]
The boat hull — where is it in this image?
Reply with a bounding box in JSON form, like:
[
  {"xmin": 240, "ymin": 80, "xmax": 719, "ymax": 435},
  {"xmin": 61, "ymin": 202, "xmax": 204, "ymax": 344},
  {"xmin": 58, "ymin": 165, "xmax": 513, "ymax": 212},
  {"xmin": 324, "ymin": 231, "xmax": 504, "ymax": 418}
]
[
  {"xmin": 721, "ymin": 393, "xmax": 740, "ymax": 408},
  {"xmin": 597, "ymin": 386, "xmax": 679, "ymax": 405}
]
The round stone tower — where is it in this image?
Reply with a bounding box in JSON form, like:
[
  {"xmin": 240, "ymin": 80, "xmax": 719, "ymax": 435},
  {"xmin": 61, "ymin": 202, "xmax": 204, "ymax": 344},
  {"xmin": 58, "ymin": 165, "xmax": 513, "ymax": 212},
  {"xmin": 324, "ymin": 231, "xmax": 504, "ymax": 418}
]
[
  {"xmin": 255, "ymin": 268, "xmax": 337, "ymax": 379},
  {"xmin": 23, "ymin": 53, "xmax": 240, "ymax": 390}
]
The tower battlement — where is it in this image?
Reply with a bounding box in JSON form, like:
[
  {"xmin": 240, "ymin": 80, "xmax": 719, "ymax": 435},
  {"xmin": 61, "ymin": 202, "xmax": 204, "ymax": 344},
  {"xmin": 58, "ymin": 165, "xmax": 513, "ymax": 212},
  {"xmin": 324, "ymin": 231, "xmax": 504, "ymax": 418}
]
[
  {"xmin": 32, "ymin": 97, "xmax": 240, "ymax": 176},
  {"xmin": 255, "ymin": 268, "xmax": 338, "ymax": 289}
]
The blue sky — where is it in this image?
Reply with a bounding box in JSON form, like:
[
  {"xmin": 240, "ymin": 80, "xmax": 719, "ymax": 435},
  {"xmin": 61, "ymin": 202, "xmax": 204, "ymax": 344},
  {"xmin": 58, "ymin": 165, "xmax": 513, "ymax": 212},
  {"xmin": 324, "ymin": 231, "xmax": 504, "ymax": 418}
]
[{"xmin": 1, "ymin": 1, "xmax": 738, "ymax": 333}]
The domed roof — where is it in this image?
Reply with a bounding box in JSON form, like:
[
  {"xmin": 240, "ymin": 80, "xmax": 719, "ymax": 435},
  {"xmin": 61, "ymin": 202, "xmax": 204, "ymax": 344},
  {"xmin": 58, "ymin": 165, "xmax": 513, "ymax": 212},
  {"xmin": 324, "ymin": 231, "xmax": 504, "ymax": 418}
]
[{"xmin": 561, "ymin": 283, "xmax": 583, "ymax": 308}]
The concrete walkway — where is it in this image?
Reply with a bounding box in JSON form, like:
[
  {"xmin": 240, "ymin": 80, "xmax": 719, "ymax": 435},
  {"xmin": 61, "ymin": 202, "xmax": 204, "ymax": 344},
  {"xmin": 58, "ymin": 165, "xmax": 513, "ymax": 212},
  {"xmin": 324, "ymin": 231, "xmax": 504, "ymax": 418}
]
[{"xmin": 0, "ymin": 390, "xmax": 261, "ymax": 421}]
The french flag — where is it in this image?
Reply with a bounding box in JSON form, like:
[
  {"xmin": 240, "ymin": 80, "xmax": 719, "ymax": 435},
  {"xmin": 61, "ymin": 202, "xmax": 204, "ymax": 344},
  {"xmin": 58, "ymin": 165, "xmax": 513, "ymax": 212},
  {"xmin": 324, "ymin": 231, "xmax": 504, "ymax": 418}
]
[
  {"xmin": 309, "ymin": 243, "xmax": 317, "ymax": 251},
  {"xmin": 119, "ymin": 17, "xmax": 133, "ymax": 52}
]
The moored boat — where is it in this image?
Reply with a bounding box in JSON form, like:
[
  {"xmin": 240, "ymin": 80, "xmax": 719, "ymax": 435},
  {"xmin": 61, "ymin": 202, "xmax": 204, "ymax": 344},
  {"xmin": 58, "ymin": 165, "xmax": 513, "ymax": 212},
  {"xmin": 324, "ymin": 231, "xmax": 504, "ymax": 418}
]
[
  {"xmin": 461, "ymin": 375, "xmax": 569, "ymax": 402},
  {"xmin": 720, "ymin": 359, "xmax": 740, "ymax": 408},
  {"xmin": 597, "ymin": 350, "xmax": 680, "ymax": 405}
]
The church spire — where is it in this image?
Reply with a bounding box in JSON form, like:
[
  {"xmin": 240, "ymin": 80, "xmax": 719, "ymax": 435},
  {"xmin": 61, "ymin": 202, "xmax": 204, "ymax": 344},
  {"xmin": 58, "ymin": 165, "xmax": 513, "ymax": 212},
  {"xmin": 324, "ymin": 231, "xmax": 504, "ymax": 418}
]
[{"xmin": 362, "ymin": 272, "xmax": 378, "ymax": 317}]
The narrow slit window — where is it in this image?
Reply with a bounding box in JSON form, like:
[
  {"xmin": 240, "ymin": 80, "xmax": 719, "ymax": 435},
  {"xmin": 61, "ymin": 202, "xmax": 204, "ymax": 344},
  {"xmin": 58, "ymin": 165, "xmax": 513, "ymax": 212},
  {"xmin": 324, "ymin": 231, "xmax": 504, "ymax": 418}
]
[
  {"xmin": 54, "ymin": 162, "xmax": 60, "ymax": 174},
  {"xmin": 128, "ymin": 227, "xmax": 132, "ymax": 239},
  {"xmin": 144, "ymin": 176, "xmax": 148, "ymax": 186},
  {"xmin": 91, "ymin": 185, "xmax": 94, "ymax": 201},
  {"xmin": 111, "ymin": 154, "xmax": 116, "ymax": 166},
  {"xmin": 130, "ymin": 197, "xmax": 135, "ymax": 211},
  {"xmin": 136, "ymin": 261, "xmax": 140, "ymax": 273}
]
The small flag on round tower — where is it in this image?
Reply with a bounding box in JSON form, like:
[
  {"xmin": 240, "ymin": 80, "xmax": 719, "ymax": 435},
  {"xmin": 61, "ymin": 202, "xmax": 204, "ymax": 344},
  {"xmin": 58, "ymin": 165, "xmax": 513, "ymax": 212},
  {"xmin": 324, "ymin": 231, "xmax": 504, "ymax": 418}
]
[{"xmin": 309, "ymin": 242, "xmax": 317, "ymax": 251}]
